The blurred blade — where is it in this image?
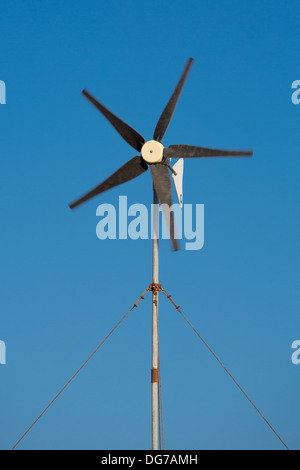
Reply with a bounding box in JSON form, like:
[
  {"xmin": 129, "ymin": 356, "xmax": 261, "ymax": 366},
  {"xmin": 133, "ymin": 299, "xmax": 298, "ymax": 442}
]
[
  {"xmin": 153, "ymin": 58, "xmax": 194, "ymax": 142},
  {"xmin": 150, "ymin": 164, "xmax": 179, "ymax": 251},
  {"xmin": 165, "ymin": 145, "xmax": 253, "ymax": 159},
  {"xmin": 69, "ymin": 156, "xmax": 148, "ymax": 210},
  {"xmin": 82, "ymin": 89, "xmax": 145, "ymax": 151}
]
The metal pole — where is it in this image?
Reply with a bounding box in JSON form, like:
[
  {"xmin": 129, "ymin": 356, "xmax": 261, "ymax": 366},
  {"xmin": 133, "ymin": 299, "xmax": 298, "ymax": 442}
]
[{"xmin": 152, "ymin": 188, "xmax": 159, "ymax": 450}]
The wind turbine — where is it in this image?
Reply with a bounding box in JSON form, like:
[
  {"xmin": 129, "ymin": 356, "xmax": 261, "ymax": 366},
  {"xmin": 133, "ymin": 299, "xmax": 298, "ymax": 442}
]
[{"xmin": 69, "ymin": 57, "xmax": 253, "ymax": 449}]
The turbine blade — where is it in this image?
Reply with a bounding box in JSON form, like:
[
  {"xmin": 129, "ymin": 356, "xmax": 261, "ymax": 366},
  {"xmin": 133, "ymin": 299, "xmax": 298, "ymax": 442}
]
[
  {"xmin": 69, "ymin": 156, "xmax": 148, "ymax": 210},
  {"xmin": 82, "ymin": 89, "xmax": 145, "ymax": 152},
  {"xmin": 153, "ymin": 58, "xmax": 194, "ymax": 142},
  {"xmin": 165, "ymin": 145, "xmax": 253, "ymax": 159},
  {"xmin": 150, "ymin": 164, "xmax": 179, "ymax": 251}
]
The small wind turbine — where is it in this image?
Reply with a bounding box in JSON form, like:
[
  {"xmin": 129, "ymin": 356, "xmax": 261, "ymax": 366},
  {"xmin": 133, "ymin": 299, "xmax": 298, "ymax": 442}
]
[{"xmin": 69, "ymin": 58, "xmax": 253, "ymax": 449}]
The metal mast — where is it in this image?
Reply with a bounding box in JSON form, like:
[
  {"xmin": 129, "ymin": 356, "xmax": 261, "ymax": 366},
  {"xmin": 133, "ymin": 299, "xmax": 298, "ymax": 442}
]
[{"xmin": 152, "ymin": 188, "xmax": 159, "ymax": 450}]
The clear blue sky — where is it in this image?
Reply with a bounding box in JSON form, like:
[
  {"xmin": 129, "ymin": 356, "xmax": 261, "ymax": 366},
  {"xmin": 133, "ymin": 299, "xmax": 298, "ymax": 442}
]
[{"xmin": 1, "ymin": 0, "xmax": 299, "ymax": 450}]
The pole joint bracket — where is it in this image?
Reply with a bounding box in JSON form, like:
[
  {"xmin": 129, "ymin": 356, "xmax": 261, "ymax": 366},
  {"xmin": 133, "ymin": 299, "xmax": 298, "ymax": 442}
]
[{"xmin": 149, "ymin": 283, "xmax": 162, "ymax": 293}]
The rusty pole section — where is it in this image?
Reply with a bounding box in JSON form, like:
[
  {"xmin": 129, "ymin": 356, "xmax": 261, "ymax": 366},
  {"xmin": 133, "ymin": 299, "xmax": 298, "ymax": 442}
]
[{"xmin": 152, "ymin": 189, "xmax": 159, "ymax": 450}]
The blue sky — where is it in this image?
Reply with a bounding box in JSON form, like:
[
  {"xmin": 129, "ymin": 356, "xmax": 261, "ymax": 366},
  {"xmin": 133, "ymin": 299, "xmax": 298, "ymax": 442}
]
[{"xmin": 1, "ymin": 0, "xmax": 300, "ymax": 450}]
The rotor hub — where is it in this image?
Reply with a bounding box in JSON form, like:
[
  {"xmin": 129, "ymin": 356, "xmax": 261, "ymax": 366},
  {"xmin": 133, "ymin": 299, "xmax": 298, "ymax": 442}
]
[{"xmin": 141, "ymin": 140, "xmax": 164, "ymax": 164}]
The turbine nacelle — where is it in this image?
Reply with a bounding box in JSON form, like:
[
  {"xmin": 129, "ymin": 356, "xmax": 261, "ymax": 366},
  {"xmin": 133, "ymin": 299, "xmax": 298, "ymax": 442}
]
[{"xmin": 141, "ymin": 140, "xmax": 164, "ymax": 164}]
